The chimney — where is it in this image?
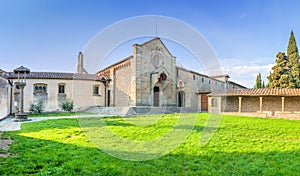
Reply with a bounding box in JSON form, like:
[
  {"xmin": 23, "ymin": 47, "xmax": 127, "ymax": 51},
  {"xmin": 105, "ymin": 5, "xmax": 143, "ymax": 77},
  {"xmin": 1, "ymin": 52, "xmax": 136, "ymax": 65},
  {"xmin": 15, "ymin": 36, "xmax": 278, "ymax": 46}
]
[{"xmin": 77, "ymin": 52, "xmax": 83, "ymax": 74}]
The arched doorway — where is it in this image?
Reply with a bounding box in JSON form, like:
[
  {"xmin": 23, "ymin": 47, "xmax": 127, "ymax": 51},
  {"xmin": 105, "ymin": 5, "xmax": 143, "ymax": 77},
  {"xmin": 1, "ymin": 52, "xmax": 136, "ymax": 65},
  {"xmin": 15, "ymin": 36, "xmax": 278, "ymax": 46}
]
[
  {"xmin": 178, "ymin": 91, "xmax": 185, "ymax": 107},
  {"xmin": 153, "ymin": 86, "xmax": 159, "ymax": 107}
]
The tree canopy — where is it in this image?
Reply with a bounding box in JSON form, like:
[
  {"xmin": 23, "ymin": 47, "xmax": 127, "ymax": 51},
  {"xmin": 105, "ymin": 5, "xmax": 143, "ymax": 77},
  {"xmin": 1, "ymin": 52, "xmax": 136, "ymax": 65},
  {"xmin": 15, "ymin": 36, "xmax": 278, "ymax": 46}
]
[{"xmin": 267, "ymin": 31, "xmax": 300, "ymax": 88}]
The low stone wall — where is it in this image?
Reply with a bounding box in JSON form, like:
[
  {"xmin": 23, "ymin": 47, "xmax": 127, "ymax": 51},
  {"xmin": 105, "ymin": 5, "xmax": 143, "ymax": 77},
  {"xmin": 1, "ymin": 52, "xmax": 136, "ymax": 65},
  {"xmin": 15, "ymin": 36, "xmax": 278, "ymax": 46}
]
[
  {"xmin": 222, "ymin": 112, "xmax": 300, "ymax": 120},
  {"xmin": 85, "ymin": 106, "xmax": 197, "ymax": 116}
]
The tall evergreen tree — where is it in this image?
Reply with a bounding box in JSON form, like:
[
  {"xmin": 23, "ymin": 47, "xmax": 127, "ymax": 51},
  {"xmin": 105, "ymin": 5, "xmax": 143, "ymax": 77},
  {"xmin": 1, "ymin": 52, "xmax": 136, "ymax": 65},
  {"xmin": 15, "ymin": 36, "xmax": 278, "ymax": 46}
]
[
  {"xmin": 254, "ymin": 73, "xmax": 262, "ymax": 88},
  {"xmin": 262, "ymin": 81, "xmax": 265, "ymax": 88},
  {"xmin": 268, "ymin": 52, "xmax": 289, "ymax": 88},
  {"xmin": 287, "ymin": 31, "xmax": 300, "ymax": 87}
]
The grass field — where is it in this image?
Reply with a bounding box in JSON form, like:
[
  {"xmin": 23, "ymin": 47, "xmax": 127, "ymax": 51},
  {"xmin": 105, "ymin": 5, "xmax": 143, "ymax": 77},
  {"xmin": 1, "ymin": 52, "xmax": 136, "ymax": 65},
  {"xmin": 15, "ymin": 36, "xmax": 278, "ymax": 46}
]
[{"xmin": 0, "ymin": 113, "xmax": 299, "ymax": 175}]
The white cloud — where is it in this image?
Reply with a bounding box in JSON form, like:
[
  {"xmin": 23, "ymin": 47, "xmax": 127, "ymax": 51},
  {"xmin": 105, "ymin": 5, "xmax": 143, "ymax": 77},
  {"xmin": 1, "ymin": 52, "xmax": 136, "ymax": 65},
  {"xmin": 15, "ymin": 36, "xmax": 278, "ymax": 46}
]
[{"xmin": 220, "ymin": 57, "xmax": 274, "ymax": 88}]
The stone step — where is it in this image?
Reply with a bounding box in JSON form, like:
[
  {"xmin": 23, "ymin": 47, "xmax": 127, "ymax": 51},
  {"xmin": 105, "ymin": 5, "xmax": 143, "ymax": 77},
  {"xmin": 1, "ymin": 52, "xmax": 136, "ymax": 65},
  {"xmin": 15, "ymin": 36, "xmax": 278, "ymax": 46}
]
[{"xmin": 84, "ymin": 106, "xmax": 197, "ymax": 116}]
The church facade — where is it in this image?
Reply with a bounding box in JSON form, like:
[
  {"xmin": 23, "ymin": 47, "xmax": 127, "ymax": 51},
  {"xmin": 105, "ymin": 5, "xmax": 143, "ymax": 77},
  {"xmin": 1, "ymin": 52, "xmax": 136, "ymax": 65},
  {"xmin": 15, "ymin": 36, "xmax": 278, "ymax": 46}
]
[
  {"xmin": 0, "ymin": 38, "xmax": 245, "ymax": 119},
  {"xmin": 97, "ymin": 38, "xmax": 245, "ymax": 111}
]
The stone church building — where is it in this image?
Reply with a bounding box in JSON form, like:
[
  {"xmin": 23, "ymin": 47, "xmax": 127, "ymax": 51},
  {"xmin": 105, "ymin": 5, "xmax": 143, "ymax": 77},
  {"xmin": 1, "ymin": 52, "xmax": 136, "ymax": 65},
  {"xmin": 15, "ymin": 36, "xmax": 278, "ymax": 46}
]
[
  {"xmin": 97, "ymin": 38, "xmax": 245, "ymax": 111},
  {"xmin": 0, "ymin": 37, "xmax": 245, "ymax": 119}
]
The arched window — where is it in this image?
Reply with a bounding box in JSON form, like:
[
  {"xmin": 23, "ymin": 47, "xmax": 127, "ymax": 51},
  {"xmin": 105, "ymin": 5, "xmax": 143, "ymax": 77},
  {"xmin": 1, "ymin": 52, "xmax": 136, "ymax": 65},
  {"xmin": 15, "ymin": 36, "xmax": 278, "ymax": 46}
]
[
  {"xmin": 33, "ymin": 83, "xmax": 47, "ymax": 94},
  {"xmin": 93, "ymin": 84, "xmax": 100, "ymax": 96},
  {"xmin": 33, "ymin": 83, "xmax": 48, "ymax": 104},
  {"xmin": 211, "ymin": 98, "xmax": 218, "ymax": 107}
]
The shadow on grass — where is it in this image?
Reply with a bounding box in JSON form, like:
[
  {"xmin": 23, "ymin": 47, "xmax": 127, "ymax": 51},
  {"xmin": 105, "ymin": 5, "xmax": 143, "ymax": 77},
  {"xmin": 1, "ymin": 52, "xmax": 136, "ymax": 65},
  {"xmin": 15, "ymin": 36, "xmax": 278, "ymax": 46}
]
[{"xmin": 0, "ymin": 131, "xmax": 299, "ymax": 176}]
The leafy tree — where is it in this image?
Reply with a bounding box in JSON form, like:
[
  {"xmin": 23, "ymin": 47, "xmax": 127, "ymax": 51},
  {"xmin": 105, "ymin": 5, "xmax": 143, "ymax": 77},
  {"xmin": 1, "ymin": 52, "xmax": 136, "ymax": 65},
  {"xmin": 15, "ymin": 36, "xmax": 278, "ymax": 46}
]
[
  {"xmin": 262, "ymin": 81, "xmax": 265, "ymax": 88},
  {"xmin": 268, "ymin": 52, "xmax": 289, "ymax": 88},
  {"xmin": 287, "ymin": 31, "xmax": 300, "ymax": 88},
  {"xmin": 254, "ymin": 73, "xmax": 262, "ymax": 88}
]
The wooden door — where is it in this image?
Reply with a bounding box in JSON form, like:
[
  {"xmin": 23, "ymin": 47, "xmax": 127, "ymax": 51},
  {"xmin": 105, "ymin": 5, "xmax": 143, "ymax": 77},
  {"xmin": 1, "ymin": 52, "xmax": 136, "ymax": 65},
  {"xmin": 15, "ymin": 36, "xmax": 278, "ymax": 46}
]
[{"xmin": 201, "ymin": 94, "xmax": 208, "ymax": 111}]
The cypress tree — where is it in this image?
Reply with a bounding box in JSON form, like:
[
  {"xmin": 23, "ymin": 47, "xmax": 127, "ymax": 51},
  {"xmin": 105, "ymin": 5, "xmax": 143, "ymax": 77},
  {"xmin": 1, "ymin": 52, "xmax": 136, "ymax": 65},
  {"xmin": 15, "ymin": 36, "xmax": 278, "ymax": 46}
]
[
  {"xmin": 287, "ymin": 31, "xmax": 300, "ymax": 87},
  {"xmin": 268, "ymin": 52, "xmax": 289, "ymax": 88},
  {"xmin": 254, "ymin": 73, "xmax": 262, "ymax": 88}
]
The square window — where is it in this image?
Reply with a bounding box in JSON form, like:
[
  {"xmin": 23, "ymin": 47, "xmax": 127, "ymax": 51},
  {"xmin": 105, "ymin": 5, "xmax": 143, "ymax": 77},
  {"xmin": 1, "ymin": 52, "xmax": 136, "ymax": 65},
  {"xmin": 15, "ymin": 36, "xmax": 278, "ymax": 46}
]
[
  {"xmin": 93, "ymin": 85, "xmax": 100, "ymax": 95},
  {"xmin": 58, "ymin": 84, "xmax": 65, "ymax": 94}
]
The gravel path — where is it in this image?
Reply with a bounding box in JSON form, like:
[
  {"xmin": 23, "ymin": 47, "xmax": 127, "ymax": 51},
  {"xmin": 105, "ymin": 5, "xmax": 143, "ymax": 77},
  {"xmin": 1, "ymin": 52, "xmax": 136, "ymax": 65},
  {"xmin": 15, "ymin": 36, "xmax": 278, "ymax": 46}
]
[{"xmin": 0, "ymin": 114, "xmax": 102, "ymax": 132}]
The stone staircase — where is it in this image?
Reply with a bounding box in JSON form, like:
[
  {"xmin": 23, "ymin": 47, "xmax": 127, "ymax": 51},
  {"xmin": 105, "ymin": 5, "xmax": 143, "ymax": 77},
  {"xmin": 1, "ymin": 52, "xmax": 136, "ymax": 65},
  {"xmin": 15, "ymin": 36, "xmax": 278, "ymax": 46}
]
[{"xmin": 84, "ymin": 106, "xmax": 197, "ymax": 116}]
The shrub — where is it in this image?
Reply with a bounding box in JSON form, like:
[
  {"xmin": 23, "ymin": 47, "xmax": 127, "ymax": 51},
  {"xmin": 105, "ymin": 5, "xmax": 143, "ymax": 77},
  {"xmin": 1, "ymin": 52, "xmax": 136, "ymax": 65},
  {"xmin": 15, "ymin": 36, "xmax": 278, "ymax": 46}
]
[
  {"xmin": 60, "ymin": 99, "xmax": 74, "ymax": 112},
  {"xmin": 29, "ymin": 100, "xmax": 44, "ymax": 114}
]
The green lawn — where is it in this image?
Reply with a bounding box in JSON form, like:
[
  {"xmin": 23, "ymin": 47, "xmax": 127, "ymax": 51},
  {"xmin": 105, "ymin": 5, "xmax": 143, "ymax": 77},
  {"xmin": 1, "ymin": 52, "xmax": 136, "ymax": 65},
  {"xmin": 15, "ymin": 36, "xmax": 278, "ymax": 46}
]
[{"xmin": 0, "ymin": 113, "xmax": 299, "ymax": 175}]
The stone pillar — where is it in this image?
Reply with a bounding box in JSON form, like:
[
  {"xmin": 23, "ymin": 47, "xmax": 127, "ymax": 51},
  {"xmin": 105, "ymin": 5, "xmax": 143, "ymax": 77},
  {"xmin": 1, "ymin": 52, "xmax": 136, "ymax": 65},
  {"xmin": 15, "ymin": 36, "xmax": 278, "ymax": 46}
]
[
  {"xmin": 218, "ymin": 97, "xmax": 222, "ymax": 113},
  {"xmin": 281, "ymin": 97, "xmax": 285, "ymax": 112},
  {"xmin": 19, "ymin": 85, "xmax": 24, "ymax": 114},
  {"xmin": 198, "ymin": 94, "xmax": 202, "ymax": 112},
  {"xmin": 259, "ymin": 97, "xmax": 263, "ymax": 113},
  {"xmin": 238, "ymin": 97, "xmax": 242, "ymax": 113}
]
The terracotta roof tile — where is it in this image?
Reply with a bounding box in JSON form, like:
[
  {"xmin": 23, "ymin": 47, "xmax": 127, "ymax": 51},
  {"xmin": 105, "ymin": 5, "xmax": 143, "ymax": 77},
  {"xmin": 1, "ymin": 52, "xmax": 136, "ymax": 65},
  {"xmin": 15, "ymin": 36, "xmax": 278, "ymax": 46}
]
[
  {"xmin": 209, "ymin": 88, "xmax": 300, "ymax": 97},
  {"xmin": 7, "ymin": 72, "xmax": 108, "ymax": 81}
]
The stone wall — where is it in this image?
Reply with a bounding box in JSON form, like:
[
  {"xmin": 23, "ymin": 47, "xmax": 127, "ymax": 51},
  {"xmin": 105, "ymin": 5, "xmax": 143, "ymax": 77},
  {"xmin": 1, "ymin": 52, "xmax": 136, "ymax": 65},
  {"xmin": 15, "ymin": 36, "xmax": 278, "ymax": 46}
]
[
  {"xmin": 261, "ymin": 97, "xmax": 281, "ymax": 112},
  {"xmin": 114, "ymin": 59, "xmax": 135, "ymax": 106},
  {"xmin": 12, "ymin": 78, "xmax": 104, "ymax": 112},
  {"xmin": 178, "ymin": 68, "xmax": 227, "ymax": 111},
  {"xmin": 242, "ymin": 97, "xmax": 260, "ymax": 112},
  {"xmin": 284, "ymin": 97, "xmax": 300, "ymax": 112},
  {"xmin": 0, "ymin": 77, "xmax": 10, "ymax": 119},
  {"xmin": 223, "ymin": 96, "xmax": 239, "ymax": 112},
  {"xmin": 135, "ymin": 39, "xmax": 177, "ymax": 106}
]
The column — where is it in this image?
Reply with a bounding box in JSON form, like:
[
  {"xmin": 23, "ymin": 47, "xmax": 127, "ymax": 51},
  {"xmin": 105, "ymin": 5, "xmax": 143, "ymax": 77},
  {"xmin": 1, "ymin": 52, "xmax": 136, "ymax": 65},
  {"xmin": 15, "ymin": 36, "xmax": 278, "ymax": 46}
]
[
  {"xmin": 19, "ymin": 85, "xmax": 24, "ymax": 114},
  {"xmin": 259, "ymin": 97, "xmax": 263, "ymax": 113},
  {"xmin": 281, "ymin": 97, "xmax": 285, "ymax": 112},
  {"xmin": 238, "ymin": 97, "xmax": 242, "ymax": 113},
  {"xmin": 198, "ymin": 94, "xmax": 202, "ymax": 112}
]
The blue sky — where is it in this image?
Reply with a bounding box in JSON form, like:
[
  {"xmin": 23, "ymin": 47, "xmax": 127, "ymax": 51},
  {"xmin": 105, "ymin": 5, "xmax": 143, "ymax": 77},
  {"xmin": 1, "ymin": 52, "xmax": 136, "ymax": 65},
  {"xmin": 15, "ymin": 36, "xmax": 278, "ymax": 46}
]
[{"xmin": 1, "ymin": 0, "xmax": 300, "ymax": 87}]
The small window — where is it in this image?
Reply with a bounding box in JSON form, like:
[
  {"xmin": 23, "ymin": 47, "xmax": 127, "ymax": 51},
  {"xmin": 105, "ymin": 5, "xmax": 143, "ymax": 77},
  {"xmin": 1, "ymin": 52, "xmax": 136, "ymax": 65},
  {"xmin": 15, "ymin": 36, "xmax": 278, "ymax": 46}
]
[
  {"xmin": 202, "ymin": 77, "xmax": 204, "ymax": 82},
  {"xmin": 209, "ymin": 80, "xmax": 211, "ymax": 84},
  {"xmin": 211, "ymin": 98, "xmax": 218, "ymax": 107},
  {"xmin": 193, "ymin": 75, "xmax": 195, "ymax": 80},
  {"xmin": 93, "ymin": 85, "xmax": 100, "ymax": 96},
  {"xmin": 58, "ymin": 84, "xmax": 65, "ymax": 94},
  {"xmin": 215, "ymin": 82, "xmax": 217, "ymax": 86}
]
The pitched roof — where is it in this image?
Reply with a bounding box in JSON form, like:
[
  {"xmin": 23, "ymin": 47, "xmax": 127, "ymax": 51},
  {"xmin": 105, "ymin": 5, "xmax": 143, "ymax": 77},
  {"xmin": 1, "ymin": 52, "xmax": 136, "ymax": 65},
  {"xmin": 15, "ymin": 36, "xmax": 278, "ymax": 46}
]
[
  {"xmin": 139, "ymin": 37, "xmax": 174, "ymax": 57},
  {"xmin": 209, "ymin": 88, "xmax": 300, "ymax": 97},
  {"xmin": 7, "ymin": 72, "xmax": 108, "ymax": 81},
  {"xmin": 97, "ymin": 56, "xmax": 133, "ymax": 74}
]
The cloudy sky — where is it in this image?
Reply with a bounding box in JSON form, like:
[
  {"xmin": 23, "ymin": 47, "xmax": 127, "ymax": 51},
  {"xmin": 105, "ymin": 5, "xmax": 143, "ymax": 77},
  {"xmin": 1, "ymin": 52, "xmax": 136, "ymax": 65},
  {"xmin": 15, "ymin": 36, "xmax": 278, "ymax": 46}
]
[{"xmin": 1, "ymin": 0, "xmax": 300, "ymax": 88}]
